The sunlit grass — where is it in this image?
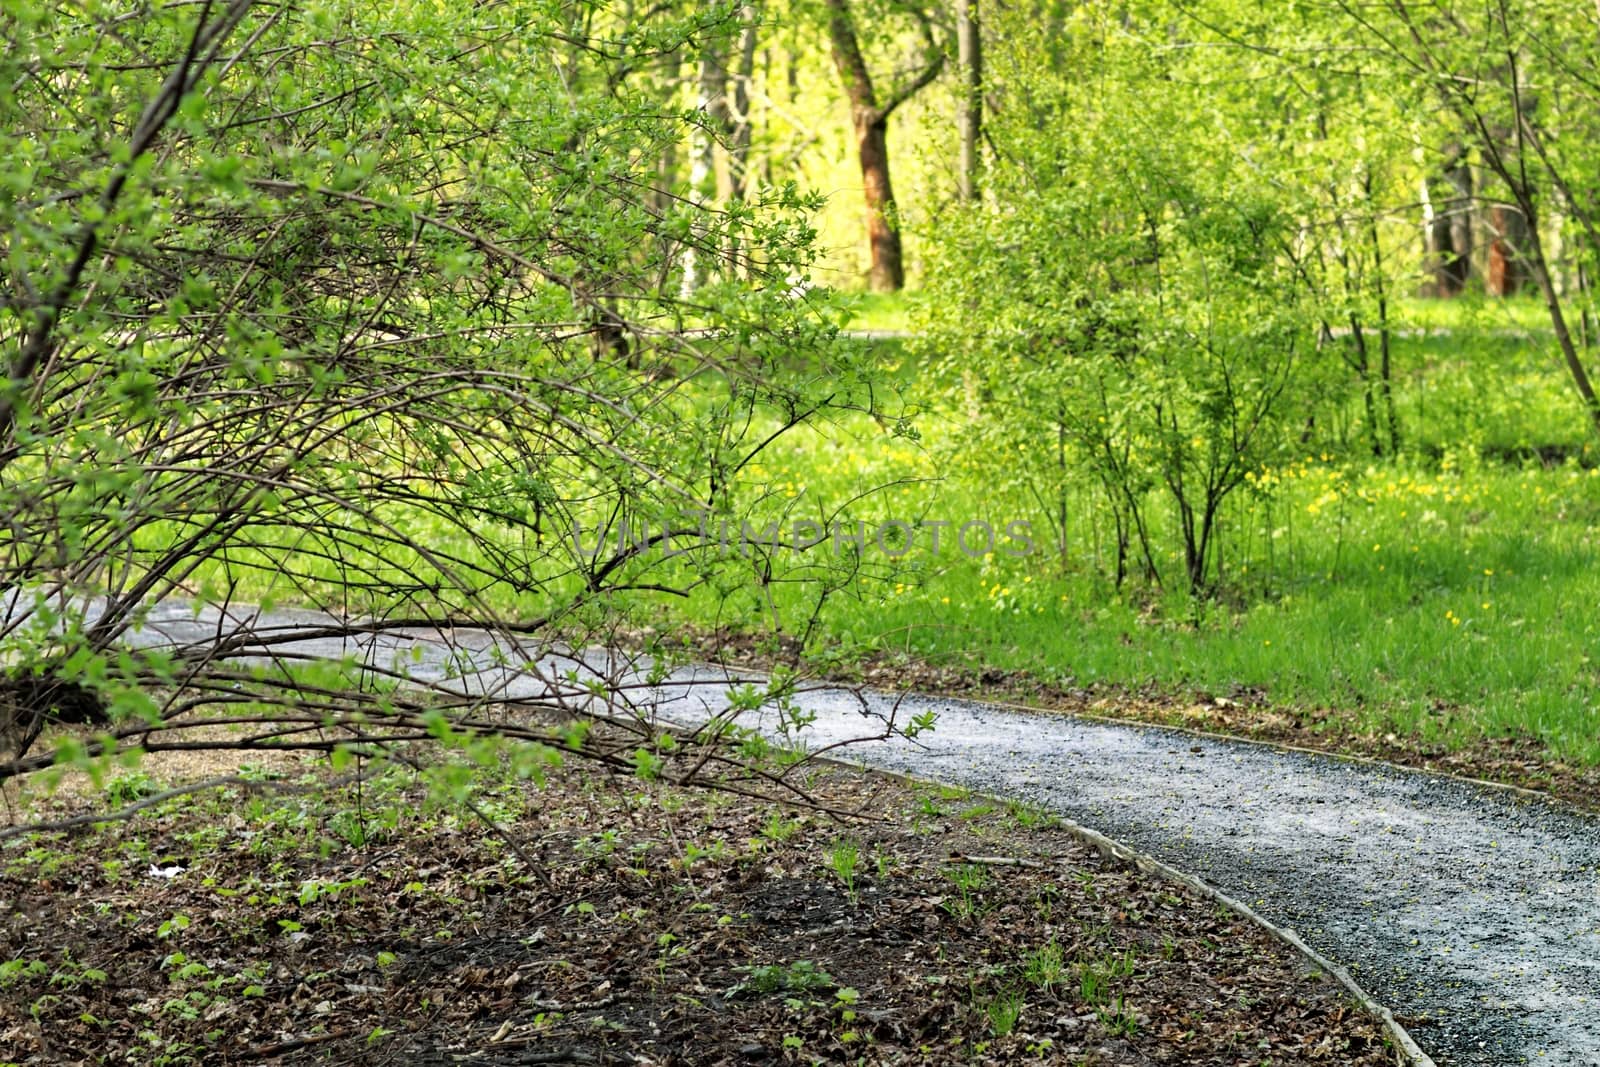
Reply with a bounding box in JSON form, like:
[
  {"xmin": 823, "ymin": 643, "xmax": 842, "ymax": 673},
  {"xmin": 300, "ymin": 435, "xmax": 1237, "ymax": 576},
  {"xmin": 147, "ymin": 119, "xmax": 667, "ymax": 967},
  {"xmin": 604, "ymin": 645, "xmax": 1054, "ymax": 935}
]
[
  {"xmin": 666, "ymin": 293, "xmax": 1600, "ymax": 764},
  {"xmin": 838, "ymin": 290, "xmax": 919, "ymax": 334},
  {"xmin": 720, "ymin": 442, "xmax": 1600, "ymax": 763}
]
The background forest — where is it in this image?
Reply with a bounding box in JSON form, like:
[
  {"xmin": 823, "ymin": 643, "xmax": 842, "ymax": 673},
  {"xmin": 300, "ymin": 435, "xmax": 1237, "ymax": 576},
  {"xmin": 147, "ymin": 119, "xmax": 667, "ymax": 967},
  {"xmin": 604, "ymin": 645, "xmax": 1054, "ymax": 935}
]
[{"xmin": 638, "ymin": 0, "xmax": 1600, "ymax": 767}]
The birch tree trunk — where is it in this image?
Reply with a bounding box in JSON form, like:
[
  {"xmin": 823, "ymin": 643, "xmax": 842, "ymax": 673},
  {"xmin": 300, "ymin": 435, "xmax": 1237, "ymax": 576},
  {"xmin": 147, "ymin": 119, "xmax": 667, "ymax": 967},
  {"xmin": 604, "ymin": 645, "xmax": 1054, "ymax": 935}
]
[{"xmin": 680, "ymin": 43, "xmax": 727, "ymax": 297}]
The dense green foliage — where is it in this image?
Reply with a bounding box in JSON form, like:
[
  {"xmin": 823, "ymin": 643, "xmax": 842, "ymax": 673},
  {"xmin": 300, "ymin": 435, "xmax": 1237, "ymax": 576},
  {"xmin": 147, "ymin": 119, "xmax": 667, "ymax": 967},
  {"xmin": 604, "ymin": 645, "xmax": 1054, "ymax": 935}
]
[
  {"xmin": 678, "ymin": 0, "xmax": 1600, "ymax": 761},
  {"xmin": 7, "ymin": 0, "xmax": 1600, "ymax": 796},
  {"xmin": 0, "ymin": 0, "xmax": 879, "ymax": 792}
]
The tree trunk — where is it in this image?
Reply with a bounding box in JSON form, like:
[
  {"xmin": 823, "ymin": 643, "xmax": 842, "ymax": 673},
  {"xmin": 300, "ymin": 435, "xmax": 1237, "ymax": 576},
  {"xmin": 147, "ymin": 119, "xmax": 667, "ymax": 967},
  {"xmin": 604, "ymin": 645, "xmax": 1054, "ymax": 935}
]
[
  {"xmin": 1487, "ymin": 202, "xmax": 1528, "ymax": 296},
  {"xmin": 1523, "ymin": 219, "xmax": 1600, "ymax": 436},
  {"xmin": 1366, "ymin": 172, "xmax": 1399, "ymax": 454},
  {"xmin": 956, "ymin": 0, "xmax": 982, "ymax": 202},
  {"xmin": 1422, "ymin": 147, "xmax": 1472, "ymax": 296},
  {"xmin": 679, "ymin": 44, "xmax": 727, "ymax": 297},
  {"xmin": 722, "ymin": 7, "xmax": 760, "ymax": 276},
  {"xmin": 728, "ymin": 7, "xmax": 760, "ymax": 203},
  {"xmin": 1444, "ymin": 155, "xmax": 1473, "ymax": 290},
  {"xmin": 826, "ymin": 0, "xmax": 903, "ymax": 291},
  {"xmin": 648, "ymin": 51, "xmax": 682, "ymax": 222},
  {"xmin": 823, "ymin": 0, "xmax": 940, "ymax": 292},
  {"xmin": 855, "ymin": 115, "xmax": 904, "ymax": 291}
]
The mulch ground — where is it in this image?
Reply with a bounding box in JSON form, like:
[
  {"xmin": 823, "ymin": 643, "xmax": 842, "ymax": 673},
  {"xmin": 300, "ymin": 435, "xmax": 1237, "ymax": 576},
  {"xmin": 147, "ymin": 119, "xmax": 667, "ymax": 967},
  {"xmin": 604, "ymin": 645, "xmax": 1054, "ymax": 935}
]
[{"xmin": 1, "ymin": 742, "xmax": 1398, "ymax": 1065}]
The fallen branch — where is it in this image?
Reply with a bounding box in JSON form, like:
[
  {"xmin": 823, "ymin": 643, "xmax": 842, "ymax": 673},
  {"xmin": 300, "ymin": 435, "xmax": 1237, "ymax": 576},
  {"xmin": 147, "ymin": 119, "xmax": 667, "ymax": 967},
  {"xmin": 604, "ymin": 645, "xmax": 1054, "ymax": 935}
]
[{"xmin": 947, "ymin": 852, "xmax": 1053, "ymax": 870}]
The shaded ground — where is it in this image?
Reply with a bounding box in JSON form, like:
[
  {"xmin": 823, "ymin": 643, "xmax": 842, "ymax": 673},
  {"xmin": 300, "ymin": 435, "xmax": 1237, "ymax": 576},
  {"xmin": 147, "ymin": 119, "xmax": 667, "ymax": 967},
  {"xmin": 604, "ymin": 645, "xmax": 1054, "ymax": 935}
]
[
  {"xmin": 1, "ymin": 744, "xmax": 1395, "ymax": 1065},
  {"xmin": 14, "ymin": 600, "xmax": 1595, "ymax": 1063}
]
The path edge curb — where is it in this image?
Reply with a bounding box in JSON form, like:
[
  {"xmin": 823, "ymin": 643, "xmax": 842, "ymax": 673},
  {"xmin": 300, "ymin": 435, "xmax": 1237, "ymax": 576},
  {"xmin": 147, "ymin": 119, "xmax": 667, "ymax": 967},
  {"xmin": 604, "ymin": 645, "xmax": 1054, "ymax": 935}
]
[{"xmin": 827, "ymin": 756, "xmax": 1436, "ymax": 1067}]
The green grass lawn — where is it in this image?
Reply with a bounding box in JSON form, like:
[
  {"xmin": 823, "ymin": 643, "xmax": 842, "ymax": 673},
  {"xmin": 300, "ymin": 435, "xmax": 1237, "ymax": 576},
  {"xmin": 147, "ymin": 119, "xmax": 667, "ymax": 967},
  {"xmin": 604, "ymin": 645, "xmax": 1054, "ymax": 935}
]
[
  {"xmin": 839, "ymin": 290, "xmax": 919, "ymax": 333},
  {"xmin": 677, "ymin": 428, "xmax": 1600, "ymax": 763},
  {"xmin": 659, "ymin": 293, "xmax": 1600, "ymax": 765}
]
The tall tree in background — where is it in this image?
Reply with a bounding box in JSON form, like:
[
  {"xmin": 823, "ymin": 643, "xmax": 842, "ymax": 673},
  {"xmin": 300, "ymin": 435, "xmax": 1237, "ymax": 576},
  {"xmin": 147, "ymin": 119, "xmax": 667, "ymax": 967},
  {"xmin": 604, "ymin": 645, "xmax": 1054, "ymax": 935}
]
[
  {"xmin": 823, "ymin": 0, "xmax": 944, "ymax": 291},
  {"xmin": 956, "ymin": 0, "xmax": 982, "ymax": 201},
  {"xmin": 680, "ymin": 3, "xmax": 761, "ymax": 295},
  {"xmin": 729, "ymin": 3, "xmax": 763, "ymax": 203},
  {"xmin": 681, "ymin": 39, "xmax": 729, "ymax": 297},
  {"xmin": 1422, "ymin": 144, "xmax": 1474, "ymax": 296},
  {"xmin": 1331, "ymin": 0, "xmax": 1600, "ymax": 436},
  {"xmin": 1486, "ymin": 202, "xmax": 1529, "ymax": 296}
]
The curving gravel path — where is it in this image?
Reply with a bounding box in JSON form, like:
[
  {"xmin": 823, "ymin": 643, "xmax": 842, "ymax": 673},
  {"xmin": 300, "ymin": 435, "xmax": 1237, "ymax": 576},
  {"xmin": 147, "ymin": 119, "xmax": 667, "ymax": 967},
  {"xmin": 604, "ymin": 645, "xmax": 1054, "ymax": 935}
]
[
  {"xmin": 109, "ymin": 604, "xmax": 1600, "ymax": 1064},
  {"xmin": 644, "ymin": 670, "xmax": 1600, "ymax": 1066}
]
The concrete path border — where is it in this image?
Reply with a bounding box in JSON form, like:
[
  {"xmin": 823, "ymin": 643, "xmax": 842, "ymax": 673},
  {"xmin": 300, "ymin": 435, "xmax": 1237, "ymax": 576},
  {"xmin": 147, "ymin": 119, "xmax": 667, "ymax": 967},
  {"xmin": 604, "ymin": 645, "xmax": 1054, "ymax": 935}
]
[{"xmin": 844, "ymin": 758, "xmax": 1435, "ymax": 1066}]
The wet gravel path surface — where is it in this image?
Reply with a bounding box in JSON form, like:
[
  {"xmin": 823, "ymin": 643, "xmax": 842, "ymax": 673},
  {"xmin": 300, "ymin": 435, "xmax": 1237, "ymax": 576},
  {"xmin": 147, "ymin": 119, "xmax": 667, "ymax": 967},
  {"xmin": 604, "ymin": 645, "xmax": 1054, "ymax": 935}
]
[{"xmin": 122, "ymin": 604, "xmax": 1600, "ymax": 1065}]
